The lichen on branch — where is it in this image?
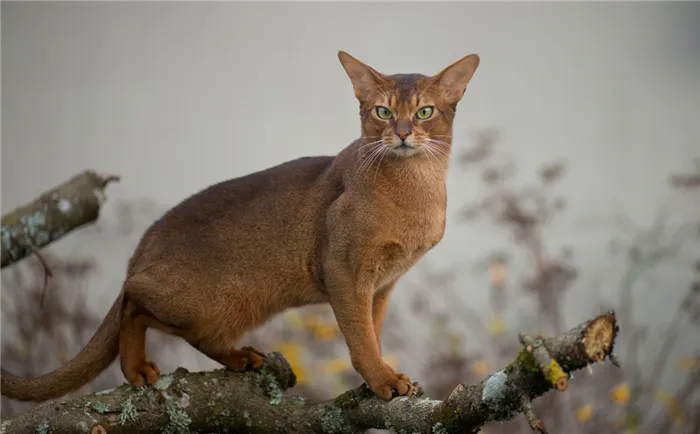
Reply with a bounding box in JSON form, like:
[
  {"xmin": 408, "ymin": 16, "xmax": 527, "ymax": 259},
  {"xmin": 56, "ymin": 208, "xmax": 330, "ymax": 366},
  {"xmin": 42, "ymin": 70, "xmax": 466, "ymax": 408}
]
[
  {"xmin": 0, "ymin": 312, "xmax": 619, "ymax": 434},
  {"xmin": 1, "ymin": 170, "xmax": 119, "ymax": 268}
]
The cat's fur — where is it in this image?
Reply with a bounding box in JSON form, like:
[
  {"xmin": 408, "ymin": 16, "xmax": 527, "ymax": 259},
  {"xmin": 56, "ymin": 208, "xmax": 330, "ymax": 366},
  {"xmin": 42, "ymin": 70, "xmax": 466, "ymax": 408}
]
[{"xmin": 1, "ymin": 50, "xmax": 479, "ymax": 401}]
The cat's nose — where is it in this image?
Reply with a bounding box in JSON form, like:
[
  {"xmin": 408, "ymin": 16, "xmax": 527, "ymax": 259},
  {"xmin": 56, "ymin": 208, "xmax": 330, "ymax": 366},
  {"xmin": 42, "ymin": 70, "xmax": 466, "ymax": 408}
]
[
  {"xmin": 394, "ymin": 121, "xmax": 412, "ymax": 141},
  {"xmin": 396, "ymin": 129, "xmax": 411, "ymax": 141}
]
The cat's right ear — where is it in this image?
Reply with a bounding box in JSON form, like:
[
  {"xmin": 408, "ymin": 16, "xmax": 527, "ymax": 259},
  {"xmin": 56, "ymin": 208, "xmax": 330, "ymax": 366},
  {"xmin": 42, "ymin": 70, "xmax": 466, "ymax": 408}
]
[{"xmin": 338, "ymin": 51, "xmax": 386, "ymax": 101}]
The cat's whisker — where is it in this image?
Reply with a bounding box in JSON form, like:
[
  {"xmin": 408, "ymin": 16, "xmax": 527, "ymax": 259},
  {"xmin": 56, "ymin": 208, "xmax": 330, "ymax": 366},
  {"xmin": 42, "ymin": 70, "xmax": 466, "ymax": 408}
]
[
  {"xmin": 356, "ymin": 144, "xmax": 384, "ymax": 174},
  {"xmin": 373, "ymin": 145, "xmax": 390, "ymax": 182},
  {"xmin": 356, "ymin": 142, "xmax": 383, "ymax": 167},
  {"xmin": 360, "ymin": 144, "xmax": 382, "ymax": 150},
  {"xmin": 425, "ymin": 140, "xmax": 449, "ymax": 157},
  {"xmin": 420, "ymin": 140, "xmax": 440, "ymax": 173},
  {"xmin": 356, "ymin": 142, "xmax": 386, "ymax": 177},
  {"xmin": 357, "ymin": 147, "xmax": 385, "ymax": 171},
  {"xmin": 428, "ymin": 143, "xmax": 451, "ymax": 159},
  {"xmin": 425, "ymin": 138, "xmax": 451, "ymax": 151},
  {"xmin": 361, "ymin": 146, "xmax": 386, "ymax": 179},
  {"xmin": 425, "ymin": 137, "xmax": 450, "ymax": 144},
  {"xmin": 425, "ymin": 138, "xmax": 452, "ymax": 148},
  {"xmin": 423, "ymin": 141, "xmax": 449, "ymax": 159},
  {"xmin": 359, "ymin": 139, "xmax": 384, "ymax": 150},
  {"xmin": 423, "ymin": 142, "xmax": 450, "ymax": 164}
]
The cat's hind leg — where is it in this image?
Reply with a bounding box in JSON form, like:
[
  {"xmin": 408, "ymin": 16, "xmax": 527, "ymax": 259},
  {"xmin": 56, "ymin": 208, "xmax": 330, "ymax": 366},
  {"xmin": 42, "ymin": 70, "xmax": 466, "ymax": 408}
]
[{"xmin": 119, "ymin": 299, "xmax": 161, "ymax": 387}]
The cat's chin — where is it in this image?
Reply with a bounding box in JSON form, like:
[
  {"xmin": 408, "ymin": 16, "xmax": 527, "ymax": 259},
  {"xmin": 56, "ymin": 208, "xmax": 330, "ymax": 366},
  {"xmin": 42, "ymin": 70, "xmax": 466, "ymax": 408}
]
[{"xmin": 389, "ymin": 144, "xmax": 421, "ymax": 158}]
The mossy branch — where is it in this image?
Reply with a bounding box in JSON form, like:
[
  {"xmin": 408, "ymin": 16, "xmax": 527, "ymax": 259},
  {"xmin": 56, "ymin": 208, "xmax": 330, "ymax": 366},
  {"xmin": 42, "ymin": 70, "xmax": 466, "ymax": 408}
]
[
  {"xmin": 1, "ymin": 312, "xmax": 619, "ymax": 434},
  {"xmin": 1, "ymin": 170, "xmax": 119, "ymax": 268}
]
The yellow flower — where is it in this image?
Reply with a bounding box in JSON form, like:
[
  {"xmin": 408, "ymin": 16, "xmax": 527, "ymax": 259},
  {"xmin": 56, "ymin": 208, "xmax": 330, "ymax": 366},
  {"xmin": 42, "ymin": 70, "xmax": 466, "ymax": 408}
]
[
  {"xmin": 487, "ymin": 316, "xmax": 506, "ymax": 337},
  {"xmin": 383, "ymin": 354, "xmax": 399, "ymax": 370},
  {"xmin": 276, "ymin": 342, "xmax": 308, "ymax": 385},
  {"xmin": 312, "ymin": 324, "xmax": 340, "ymax": 342},
  {"xmin": 303, "ymin": 314, "xmax": 323, "ymax": 329},
  {"xmin": 610, "ymin": 383, "xmax": 630, "ymax": 405},
  {"xmin": 14, "ymin": 339, "xmax": 30, "ymax": 359},
  {"xmin": 675, "ymin": 357, "xmax": 698, "ymax": 372},
  {"xmin": 323, "ymin": 358, "xmax": 351, "ymax": 375},
  {"xmin": 471, "ymin": 360, "xmax": 491, "ymax": 378},
  {"xmin": 575, "ymin": 404, "xmax": 594, "ymax": 423},
  {"xmin": 655, "ymin": 390, "xmax": 686, "ymax": 425},
  {"xmin": 332, "ymin": 376, "xmax": 351, "ymax": 395},
  {"xmin": 448, "ymin": 332, "xmax": 464, "ymax": 354},
  {"xmin": 613, "ymin": 411, "xmax": 641, "ymax": 433},
  {"xmin": 301, "ymin": 313, "xmax": 341, "ymax": 341},
  {"xmin": 284, "ymin": 311, "xmax": 305, "ymax": 330}
]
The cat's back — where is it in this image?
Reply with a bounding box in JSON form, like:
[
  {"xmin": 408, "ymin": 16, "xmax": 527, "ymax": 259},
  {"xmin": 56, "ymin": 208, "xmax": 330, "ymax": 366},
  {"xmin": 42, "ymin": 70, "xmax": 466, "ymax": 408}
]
[
  {"xmin": 128, "ymin": 155, "xmax": 336, "ymax": 274},
  {"xmin": 168, "ymin": 155, "xmax": 335, "ymax": 222}
]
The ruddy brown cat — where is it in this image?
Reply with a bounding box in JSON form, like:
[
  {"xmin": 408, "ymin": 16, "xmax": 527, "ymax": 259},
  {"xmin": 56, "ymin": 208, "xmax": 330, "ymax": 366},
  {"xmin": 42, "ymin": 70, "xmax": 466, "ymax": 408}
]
[{"xmin": 1, "ymin": 50, "xmax": 479, "ymax": 402}]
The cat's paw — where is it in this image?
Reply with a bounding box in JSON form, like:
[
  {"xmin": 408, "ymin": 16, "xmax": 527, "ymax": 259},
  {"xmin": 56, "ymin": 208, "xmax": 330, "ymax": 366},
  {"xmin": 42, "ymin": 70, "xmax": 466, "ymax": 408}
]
[
  {"xmin": 124, "ymin": 360, "xmax": 160, "ymax": 387},
  {"xmin": 241, "ymin": 346, "xmax": 267, "ymax": 360},
  {"xmin": 223, "ymin": 346, "xmax": 267, "ymax": 371},
  {"xmin": 368, "ymin": 368, "xmax": 417, "ymax": 400}
]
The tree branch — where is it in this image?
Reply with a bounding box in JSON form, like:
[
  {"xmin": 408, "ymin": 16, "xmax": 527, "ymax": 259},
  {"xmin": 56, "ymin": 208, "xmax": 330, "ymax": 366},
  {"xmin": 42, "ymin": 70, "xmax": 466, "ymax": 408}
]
[
  {"xmin": 1, "ymin": 170, "xmax": 119, "ymax": 268},
  {"xmin": 1, "ymin": 312, "xmax": 619, "ymax": 434}
]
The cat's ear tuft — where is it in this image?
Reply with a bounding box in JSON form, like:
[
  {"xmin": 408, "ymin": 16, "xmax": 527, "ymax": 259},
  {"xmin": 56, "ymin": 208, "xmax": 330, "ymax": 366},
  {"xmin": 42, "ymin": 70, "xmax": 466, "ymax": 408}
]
[
  {"xmin": 433, "ymin": 53, "xmax": 480, "ymax": 104},
  {"xmin": 338, "ymin": 51, "xmax": 385, "ymax": 101}
]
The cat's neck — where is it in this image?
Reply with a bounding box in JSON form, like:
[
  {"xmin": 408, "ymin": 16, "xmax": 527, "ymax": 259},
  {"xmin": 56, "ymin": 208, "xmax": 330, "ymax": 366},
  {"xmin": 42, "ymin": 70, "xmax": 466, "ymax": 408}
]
[{"xmin": 344, "ymin": 139, "xmax": 450, "ymax": 200}]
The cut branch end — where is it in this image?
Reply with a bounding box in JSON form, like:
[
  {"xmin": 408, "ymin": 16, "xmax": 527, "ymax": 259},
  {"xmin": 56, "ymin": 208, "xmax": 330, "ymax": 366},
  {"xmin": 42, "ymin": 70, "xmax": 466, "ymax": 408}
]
[{"xmin": 581, "ymin": 311, "xmax": 618, "ymax": 363}]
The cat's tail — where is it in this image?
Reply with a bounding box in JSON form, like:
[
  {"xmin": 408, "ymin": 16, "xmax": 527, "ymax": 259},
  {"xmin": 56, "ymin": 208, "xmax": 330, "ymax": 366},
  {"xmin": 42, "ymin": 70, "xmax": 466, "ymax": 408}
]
[{"xmin": 1, "ymin": 292, "xmax": 124, "ymax": 402}]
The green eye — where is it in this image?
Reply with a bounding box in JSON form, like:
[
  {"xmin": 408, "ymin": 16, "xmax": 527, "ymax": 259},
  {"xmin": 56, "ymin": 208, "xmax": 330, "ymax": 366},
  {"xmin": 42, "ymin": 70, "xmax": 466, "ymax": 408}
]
[
  {"xmin": 376, "ymin": 106, "xmax": 393, "ymax": 120},
  {"xmin": 415, "ymin": 106, "xmax": 434, "ymax": 120}
]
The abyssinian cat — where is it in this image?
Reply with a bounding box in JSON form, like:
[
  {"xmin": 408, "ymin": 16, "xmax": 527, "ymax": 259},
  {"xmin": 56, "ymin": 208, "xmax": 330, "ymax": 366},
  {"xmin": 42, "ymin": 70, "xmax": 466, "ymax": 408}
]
[{"xmin": 1, "ymin": 50, "xmax": 479, "ymax": 402}]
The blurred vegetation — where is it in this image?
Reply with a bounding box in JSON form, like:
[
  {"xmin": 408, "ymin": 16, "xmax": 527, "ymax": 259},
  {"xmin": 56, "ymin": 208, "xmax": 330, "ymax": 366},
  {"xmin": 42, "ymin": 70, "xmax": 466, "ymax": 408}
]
[{"xmin": 1, "ymin": 133, "xmax": 698, "ymax": 433}]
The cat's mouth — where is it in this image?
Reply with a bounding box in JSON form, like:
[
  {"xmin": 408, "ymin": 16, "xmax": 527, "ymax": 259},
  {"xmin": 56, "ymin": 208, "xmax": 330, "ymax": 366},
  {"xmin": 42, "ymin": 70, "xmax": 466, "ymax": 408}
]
[{"xmin": 390, "ymin": 141, "xmax": 419, "ymax": 157}]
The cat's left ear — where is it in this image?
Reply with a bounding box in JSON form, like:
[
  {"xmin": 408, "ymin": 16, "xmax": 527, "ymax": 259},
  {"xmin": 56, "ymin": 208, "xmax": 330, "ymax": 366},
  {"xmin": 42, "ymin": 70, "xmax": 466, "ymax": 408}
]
[
  {"xmin": 338, "ymin": 51, "xmax": 387, "ymax": 101},
  {"xmin": 433, "ymin": 54, "xmax": 480, "ymax": 104}
]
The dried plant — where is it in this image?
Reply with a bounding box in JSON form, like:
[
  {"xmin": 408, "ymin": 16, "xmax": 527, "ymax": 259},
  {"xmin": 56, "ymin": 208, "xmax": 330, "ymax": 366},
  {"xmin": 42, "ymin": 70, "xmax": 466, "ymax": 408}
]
[
  {"xmin": 1, "ymin": 253, "xmax": 109, "ymax": 416},
  {"xmin": 0, "ymin": 198, "xmax": 177, "ymax": 417}
]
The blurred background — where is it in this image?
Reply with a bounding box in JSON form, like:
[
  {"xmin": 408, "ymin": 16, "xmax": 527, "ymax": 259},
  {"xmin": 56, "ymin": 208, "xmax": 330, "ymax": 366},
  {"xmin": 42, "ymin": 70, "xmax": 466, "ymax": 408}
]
[{"xmin": 2, "ymin": 2, "xmax": 699, "ymax": 432}]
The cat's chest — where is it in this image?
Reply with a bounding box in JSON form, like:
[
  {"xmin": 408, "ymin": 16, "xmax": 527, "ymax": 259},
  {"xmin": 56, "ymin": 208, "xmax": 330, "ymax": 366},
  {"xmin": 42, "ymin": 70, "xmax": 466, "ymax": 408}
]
[
  {"xmin": 399, "ymin": 209, "xmax": 446, "ymax": 248},
  {"xmin": 374, "ymin": 208, "xmax": 446, "ymax": 284}
]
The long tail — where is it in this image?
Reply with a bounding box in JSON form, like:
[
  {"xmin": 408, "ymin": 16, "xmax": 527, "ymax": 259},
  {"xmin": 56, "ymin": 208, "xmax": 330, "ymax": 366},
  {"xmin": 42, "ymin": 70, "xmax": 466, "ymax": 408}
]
[{"xmin": 1, "ymin": 292, "xmax": 124, "ymax": 402}]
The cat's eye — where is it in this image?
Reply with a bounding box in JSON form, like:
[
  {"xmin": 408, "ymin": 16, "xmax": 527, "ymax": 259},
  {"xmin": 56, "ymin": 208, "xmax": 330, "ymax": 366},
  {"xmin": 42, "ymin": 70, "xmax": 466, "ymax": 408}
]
[
  {"xmin": 415, "ymin": 106, "xmax": 434, "ymax": 120},
  {"xmin": 375, "ymin": 106, "xmax": 393, "ymax": 120}
]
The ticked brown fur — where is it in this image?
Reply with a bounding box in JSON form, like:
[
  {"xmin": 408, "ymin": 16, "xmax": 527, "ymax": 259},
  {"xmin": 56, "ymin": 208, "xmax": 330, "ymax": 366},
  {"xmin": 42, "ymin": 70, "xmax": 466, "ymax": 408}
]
[{"xmin": 1, "ymin": 51, "xmax": 479, "ymax": 401}]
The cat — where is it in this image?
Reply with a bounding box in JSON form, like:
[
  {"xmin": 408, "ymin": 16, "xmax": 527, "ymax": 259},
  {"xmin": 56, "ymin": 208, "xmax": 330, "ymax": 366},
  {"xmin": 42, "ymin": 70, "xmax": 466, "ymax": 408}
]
[{"xmin": 1, "ymin": 50, "xmax": 479, "ymax": 402}]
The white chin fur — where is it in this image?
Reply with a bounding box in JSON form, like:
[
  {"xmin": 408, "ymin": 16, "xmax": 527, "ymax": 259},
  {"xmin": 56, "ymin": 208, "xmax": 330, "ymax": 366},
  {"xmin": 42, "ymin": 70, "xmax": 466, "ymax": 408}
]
[{"xmin": 389, "ymin": 145, "xmax": 420, "ymax": 157}]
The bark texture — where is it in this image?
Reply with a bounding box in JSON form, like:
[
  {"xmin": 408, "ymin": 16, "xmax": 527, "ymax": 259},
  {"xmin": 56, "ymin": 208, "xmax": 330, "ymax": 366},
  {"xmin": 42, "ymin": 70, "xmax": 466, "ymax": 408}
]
[
  {"xmin": 1, "ymin": 170, "xmax": 119, "ymax": 268},
  {"xmin": 0, "ymin": 312, "xmax": 619, "ymax": 434}
]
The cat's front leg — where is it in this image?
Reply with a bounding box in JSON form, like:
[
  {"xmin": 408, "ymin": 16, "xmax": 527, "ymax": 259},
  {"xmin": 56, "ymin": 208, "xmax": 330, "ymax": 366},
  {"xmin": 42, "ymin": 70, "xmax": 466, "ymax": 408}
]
[
  {"xmin": 373, "ymin": 281, "xmax": 397, "ymax": 357},
  {"xmin": 325, "ymin": 268, "xmax": 415, "ymax": 400}
]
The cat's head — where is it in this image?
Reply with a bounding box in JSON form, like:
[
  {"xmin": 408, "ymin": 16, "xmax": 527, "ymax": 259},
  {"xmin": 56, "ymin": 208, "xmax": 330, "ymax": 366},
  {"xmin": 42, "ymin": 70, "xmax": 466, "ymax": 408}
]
[{"xmin": 338, "ymin": 51, "xmax": 479, "ymax": 158}]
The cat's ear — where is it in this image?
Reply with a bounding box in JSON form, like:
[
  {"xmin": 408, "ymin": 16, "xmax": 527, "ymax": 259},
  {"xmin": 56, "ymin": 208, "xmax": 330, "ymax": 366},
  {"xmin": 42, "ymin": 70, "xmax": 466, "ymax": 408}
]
[
  {"xmin": 338, "ymin": 51, "xmax": 386, "ymax": 101},
  {"xmin": 432, "ymin": 54, "xmax": 480, "ymax": 104}
]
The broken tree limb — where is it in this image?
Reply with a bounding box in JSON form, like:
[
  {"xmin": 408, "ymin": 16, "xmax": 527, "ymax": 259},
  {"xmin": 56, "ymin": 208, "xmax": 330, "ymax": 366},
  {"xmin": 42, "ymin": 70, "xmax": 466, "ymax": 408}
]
[
  {"xmin": 518, "ymin": 333, "xmax": 569, "ymax": 391},
  {"xmin": 1, "ymin": 312, "xmax": 619, "ymax": 434},
  {"xmin": 1, "ymin": 170, "xmax": 119, "ymax": 268}
]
